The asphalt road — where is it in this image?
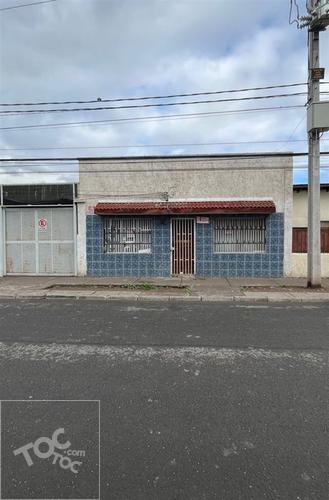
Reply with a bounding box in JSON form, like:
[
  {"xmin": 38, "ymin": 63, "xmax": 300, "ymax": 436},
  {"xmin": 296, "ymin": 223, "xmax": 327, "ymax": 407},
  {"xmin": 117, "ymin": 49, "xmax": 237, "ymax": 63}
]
[{"xmin": 0, "ymin": 299, "xmax": 328, "ymax": 500}]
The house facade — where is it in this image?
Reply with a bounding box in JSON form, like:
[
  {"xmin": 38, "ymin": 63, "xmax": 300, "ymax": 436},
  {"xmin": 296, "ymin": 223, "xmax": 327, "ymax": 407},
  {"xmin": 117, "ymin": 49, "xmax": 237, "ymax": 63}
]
[
  {"xmin": 76, "ymin": 154, "xmax": 293, "ymax": 278},
  {"xmin": 290, "ymin": 183, "xmax": 329, "ymax": 277}
]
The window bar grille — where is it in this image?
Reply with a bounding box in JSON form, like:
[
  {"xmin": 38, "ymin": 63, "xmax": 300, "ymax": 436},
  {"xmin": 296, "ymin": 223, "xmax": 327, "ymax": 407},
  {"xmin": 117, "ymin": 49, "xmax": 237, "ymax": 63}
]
[
  {"xmin": 104, "ymin": 217, "xmax": 152, "ymax": 253},
  {"xmin": 214, "ymin": 216, "xmax": 266, "ymax": 253}
]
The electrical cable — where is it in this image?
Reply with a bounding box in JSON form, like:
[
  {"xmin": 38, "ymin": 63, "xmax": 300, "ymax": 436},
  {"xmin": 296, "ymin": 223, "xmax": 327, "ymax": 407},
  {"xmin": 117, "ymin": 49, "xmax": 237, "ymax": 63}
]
[
  {"xmin": 1, "ymin": 138, "xmax": 329, "ymax": 152},
  {"xmin": 2, "ymin": 82, "xmax": 327, "ymax": 107},
  {"xmin": 289, "ymin": 0, "xmax": 300, "ymax": 26},
  {"xmin": 1, "ymin": 152, "xmax": 329, "ymax": 162},
  {"xmin": 1, "ymin": 166, "xmax": 329, "ymax": 175},
  {"xmin": 274, "ymin": 115, "xmax": 307, "ymax": 152},
  {"xmin": 0, "ymin": 82, "xmax": 317, "ymax": 107},
  {"xmin": 0, "ymin": 105, "xmax": 305, "ymax": 131},
  {"xmin": 0, "ymin": 92, "xmax": 308, "ymax": 115},
  {"xmin": 0, "ymin": 0, "xmax": 57, "ymax": 11}
]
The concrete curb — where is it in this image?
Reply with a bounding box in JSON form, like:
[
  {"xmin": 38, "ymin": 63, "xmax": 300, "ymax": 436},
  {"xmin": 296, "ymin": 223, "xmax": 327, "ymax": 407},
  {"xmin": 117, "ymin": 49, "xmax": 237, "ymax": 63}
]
[
  {"xmin": 0, "ymin": 289, "xmax": 329, "ymax": 303},
  {"xmin": 201, "ymin": 295, "xmax": 234, "ymax": 302}
]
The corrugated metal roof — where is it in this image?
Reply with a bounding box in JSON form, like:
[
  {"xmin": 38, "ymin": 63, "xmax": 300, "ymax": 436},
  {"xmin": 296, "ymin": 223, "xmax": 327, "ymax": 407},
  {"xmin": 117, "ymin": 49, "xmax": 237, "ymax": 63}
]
[{"xmin": 94, "ymin": 200, "xmax": 276, "ymax": 215}]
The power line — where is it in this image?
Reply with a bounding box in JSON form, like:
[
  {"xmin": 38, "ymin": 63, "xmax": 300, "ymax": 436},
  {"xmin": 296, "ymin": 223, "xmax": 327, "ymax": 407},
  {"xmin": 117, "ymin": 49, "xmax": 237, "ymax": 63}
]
[
  {"xmin": 2, "ymin": 152, "xmax": 329, "ymax": 161},
  {"xmin": 1, "ymin": 167, "xmax": 329, "ymax": 175},
  {"xmin": 289, "ymin": 0, "xmax": 300, "ymax": 26},
  {"xmin": 274, "ymin": 115, "xmax": 306, "ymax": 152},
  {"xmin": 0, "ymin": 105, "xmax": 305, "ymax": 131},
  {"xmin": 1, "ymin": 153, "xmax": 328, "ymax": 174},
  {"xmin": 0, "ymin": 162, "xmax": 298, "ymax": 167},
  {"xmin": 0, "ymin": 0, "xmax": 57, "ymax": 11},
  {"xmin": 1, "ymin": 138, "xmax": 329, "ymax": 152},
  {"xmin": 2, "ymin": 81, "xmax": 328, "ymax": 107},
  {"xmin": 0, "ymin": 83, "xmax": 314, "ymax": 107},
  {"xmin": 0, "ymin": 92, "xmax": 308, "ymax": 116}
]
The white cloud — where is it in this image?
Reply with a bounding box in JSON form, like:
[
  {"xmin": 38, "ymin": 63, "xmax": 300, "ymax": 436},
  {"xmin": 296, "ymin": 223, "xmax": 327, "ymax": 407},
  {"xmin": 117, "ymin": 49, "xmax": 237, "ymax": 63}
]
[{"xmin": 0, "ymin": 0, "xmax": 328, "ymax": 183}]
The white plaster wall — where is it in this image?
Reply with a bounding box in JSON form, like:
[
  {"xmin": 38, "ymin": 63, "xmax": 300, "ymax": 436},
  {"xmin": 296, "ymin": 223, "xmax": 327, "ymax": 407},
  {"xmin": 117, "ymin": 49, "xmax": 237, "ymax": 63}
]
[
  {"xmin": 289, "ymin": 188, "xmax": 329, "ymax": 278},
  {"xmin": 283, "ymin": 168, "xmax": 293, "ymax": 276},
  {"xmin": 79, "ymin": 156, "xmax": 292, "ymax": 211},
  {"xmin": 76, "ymin": 202, "xmax": 87, "ymax": 276},
  {"xmin": 293, "ymin": 189, "xmax": 329, "ymax": 226},
  {"xmin": 0, "ymin": 207, "xmax": 3, "ymax": 278},
  {"xmin": 291, "ymin": 254, "xmax": 329, "ymax": 277}
]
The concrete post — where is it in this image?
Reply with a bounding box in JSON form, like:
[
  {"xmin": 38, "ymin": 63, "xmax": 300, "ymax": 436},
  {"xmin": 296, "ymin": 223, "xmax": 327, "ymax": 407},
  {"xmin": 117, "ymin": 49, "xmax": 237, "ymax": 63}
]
[{"xmin": 307, "ymin": 27, "xmax": 322, "ymax": 287}]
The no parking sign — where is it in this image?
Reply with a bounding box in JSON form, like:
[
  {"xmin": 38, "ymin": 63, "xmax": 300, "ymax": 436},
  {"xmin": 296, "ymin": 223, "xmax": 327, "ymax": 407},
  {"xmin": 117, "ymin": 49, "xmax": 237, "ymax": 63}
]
[{"xmin": 38, "ymin": 218, "xmax": 48, "ymax": 231}]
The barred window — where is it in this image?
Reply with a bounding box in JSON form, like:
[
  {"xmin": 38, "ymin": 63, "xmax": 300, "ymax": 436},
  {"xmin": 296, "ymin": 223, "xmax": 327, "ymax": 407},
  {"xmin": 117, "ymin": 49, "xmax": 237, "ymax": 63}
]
[
  {"xmin": 104, "ymin": 217, "xmax": 152, "ymax": 254},
  {"xmin": 214, "ymin": 216, "xmax": 266, "ymax": 253}
]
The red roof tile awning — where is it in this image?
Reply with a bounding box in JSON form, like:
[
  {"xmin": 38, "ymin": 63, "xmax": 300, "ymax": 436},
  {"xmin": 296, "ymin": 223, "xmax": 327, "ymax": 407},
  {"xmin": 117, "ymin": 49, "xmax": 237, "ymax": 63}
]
[{"xmin": 94, "ymin": 200, "xmax": 276, "ymax": 215}]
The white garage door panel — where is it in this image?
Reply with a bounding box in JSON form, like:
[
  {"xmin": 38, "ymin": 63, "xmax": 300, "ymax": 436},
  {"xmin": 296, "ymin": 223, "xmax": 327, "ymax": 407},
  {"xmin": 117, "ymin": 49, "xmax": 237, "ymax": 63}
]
[
  {"xmin": 38, "ymin": 243, "xmax": 52, "ymax": 274},
  {"xmin": 22, "ymin": 243, "xmax": 37, "ymax": 273},
  {"xmin": 52, "ymin": 209, "xmax": 74, "ymax": 240},
  {"xmin": 5, "ymin": 208, "xmax": 75, "ymax": 275},
  {"xmin": 53, "ymin": 243, "xmax": 75, "ymax": 274},
  {"xmin": 22, "ymin": 210, "xmax": 35, "ymax": 240},
  {"xmin": 6, "ymin": 209, "xmax": 22, "ymax": 241},
  {"xmin": 6, "ymin": 243, "xmax": 22, "ymax": 274}
]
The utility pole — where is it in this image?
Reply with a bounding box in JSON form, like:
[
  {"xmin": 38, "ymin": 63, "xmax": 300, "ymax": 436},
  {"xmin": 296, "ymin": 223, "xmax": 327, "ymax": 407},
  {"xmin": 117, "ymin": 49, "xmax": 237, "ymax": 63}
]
[
  {"xmin": 307, "ymin": 21, "xmax": 321, "ymax": 287},
  {"xmin": 297, "ymin": 0, "xmax": 329, "ymax": 287}
]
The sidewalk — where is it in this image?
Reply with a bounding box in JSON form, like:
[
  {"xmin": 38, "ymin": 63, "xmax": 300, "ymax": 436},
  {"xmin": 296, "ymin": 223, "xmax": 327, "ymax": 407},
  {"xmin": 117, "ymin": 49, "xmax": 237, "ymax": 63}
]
[{"xmin": 0, "ymin": 276, "xmax": 329, "ymax": 302}]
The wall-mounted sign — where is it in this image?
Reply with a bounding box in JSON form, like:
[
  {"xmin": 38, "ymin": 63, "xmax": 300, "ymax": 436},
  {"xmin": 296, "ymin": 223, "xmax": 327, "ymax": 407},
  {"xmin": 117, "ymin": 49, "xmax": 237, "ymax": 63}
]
[
  {"xmin": 87, "ymin": 205, "xmax": 95, "ymax": 215},
  {"xmin": 38, "ymin": 218, "xmax": 48, "ymax": 231},
  {"xmin": 311, "ymin": 67, "xmax": 325, "ymax": 81},
  {"xmin": 196, "ymin": 216, "xmax": 210, "ymax": 224}
]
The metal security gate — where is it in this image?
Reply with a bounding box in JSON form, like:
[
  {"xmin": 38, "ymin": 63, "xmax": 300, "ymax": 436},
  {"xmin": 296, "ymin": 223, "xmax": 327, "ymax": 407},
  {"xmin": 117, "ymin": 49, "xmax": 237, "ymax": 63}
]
[
  {"xmin": 171, "ymin": 218, "xmax": 195, "ymax": 275},
  {"xmin": 5, "ymin": 207, "xmax": 75, "ymax": 275}
]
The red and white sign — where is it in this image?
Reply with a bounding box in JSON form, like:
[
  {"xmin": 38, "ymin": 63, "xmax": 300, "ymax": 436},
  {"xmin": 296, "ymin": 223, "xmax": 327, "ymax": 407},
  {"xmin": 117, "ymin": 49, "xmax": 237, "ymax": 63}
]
[
  {"xmin": 196, "ymin": 216, "xmax": 210, "ymax": 224},
  {"xmin": 38, "ymin": 218, "xmax": 48, "ymax": 231}
]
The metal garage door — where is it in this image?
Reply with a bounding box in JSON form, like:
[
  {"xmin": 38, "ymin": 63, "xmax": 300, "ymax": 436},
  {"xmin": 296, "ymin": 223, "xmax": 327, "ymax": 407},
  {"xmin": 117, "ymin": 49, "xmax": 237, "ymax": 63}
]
[{"xmin": 5, "ymin": 207, "xmax": 75, "ymax": 275}]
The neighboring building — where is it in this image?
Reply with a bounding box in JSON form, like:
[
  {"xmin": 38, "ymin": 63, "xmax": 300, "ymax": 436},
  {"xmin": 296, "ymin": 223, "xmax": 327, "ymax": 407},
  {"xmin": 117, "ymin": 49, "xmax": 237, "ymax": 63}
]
[
  {"xmin": 76, "ymin": 154, "xmax": 293, "ymax": 278},
  {"xmin": 0, "ymin": 184, "xmax": 77, "ymax": 276},
  {"xmin": 290, "ymin": 183, "xmax": 329, "ymax": 277}
]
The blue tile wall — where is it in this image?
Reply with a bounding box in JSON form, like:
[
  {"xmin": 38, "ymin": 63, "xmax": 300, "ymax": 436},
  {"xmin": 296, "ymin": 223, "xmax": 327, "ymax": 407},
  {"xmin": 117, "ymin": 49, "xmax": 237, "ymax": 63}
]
[
  {"xmin": 195, "ymin": 213, "xmax": 284, "ymax": 278},
  {"xmin": 86, "ymin": 213, "xmax": 284, "ymax": 278},
  {"xmin": 86, "ymin": 215, "xmax": 171, "ymax": 277}
]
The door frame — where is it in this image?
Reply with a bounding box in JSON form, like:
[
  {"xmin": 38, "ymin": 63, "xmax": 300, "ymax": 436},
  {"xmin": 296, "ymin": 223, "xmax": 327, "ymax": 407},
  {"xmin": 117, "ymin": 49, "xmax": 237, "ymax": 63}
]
[{"xmin": 170, "ymin": 216, "xmax": 196, "ymax": 276}]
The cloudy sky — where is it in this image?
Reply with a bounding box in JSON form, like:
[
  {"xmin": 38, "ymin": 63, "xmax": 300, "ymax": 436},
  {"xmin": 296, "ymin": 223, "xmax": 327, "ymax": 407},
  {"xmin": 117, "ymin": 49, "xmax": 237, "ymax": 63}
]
[{"xmin": 0, "ymin": 0, "xmax": 328, "ymax": 184}]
